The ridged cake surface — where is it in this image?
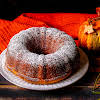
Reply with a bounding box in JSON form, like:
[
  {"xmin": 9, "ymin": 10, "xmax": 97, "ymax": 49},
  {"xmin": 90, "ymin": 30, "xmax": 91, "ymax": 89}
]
[{"xmin": 6, "ymin": 27, "xmax": 80, "ymax": 84}]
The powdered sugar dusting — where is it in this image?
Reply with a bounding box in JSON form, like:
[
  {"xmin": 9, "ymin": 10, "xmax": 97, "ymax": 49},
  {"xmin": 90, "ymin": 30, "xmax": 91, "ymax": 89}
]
[{"xmin": 6, "ymin": 27, "xmax": 80, "ymax": 83}]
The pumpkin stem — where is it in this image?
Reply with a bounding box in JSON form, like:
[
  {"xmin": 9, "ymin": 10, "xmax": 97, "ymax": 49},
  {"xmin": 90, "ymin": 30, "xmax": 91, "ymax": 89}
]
[
  {"xmin": 88, "ymin": 18, "xmax": 96, "ymax": 26},
  {"xmin": 88, "ymin": 17, "xmax": 100, "ymax": 25},
  {"xmin": 88, "ymin": 17, "xmax": 100, "ymax": 32}
]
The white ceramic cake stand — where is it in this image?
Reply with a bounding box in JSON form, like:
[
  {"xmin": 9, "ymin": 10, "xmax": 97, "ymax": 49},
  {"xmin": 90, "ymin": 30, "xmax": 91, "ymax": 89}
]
[{"xmin": 0, "ymin": 48, "xmax": 89, "ymax": 91}]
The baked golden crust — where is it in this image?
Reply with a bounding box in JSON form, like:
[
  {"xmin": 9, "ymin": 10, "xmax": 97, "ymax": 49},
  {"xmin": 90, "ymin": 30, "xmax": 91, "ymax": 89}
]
[{"xmin": 6, "ymin": 65, "xmax": 72, "ymax": 85}]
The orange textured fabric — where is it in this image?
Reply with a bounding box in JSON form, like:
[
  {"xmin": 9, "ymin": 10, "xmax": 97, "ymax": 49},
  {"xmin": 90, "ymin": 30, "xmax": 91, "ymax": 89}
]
[{"xmin": 0, "ymin": 13, "xmax": 97, "ymax": 54}]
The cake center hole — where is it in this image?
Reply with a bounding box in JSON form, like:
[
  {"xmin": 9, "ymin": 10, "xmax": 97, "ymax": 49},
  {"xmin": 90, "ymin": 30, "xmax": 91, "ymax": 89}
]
[
  {"xmin": 26, "ymin": 40, "xmax": 48, "ymax": 55},
  {"xmin": 25, "ymin": 37, "xmax": 61, "ymax": 55}
]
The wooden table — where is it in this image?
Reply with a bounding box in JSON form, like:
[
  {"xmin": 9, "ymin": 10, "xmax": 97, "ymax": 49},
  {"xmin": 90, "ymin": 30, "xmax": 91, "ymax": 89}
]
[{"xmin": 0, "ymin": 48, "xmax": 100, "ymax": 100}]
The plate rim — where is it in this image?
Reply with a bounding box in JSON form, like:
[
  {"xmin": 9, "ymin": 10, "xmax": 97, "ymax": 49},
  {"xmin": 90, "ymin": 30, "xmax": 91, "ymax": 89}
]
[{"xmin": 0, "ymin": 48, "xmax": 89, "ymax": 91}]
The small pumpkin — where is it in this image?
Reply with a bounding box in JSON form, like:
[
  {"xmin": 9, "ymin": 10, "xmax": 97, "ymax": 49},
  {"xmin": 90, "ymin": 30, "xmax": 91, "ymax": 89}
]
[{"xmin": 78, "ymin": 17, "xmax": 100, "ymax": 50}]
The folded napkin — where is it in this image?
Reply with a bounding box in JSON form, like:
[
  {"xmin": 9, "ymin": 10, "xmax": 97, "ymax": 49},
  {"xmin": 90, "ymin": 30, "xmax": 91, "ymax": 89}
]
[{"xmin": 0, "ymin": 13, "xmax": 97, "ymax": 54}]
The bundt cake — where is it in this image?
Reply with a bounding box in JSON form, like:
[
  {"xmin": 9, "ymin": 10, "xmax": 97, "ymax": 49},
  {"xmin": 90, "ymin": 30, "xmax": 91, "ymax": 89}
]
[{"xmin": 5, "ymin": 27, "xmax": 80, "ymax": 84}]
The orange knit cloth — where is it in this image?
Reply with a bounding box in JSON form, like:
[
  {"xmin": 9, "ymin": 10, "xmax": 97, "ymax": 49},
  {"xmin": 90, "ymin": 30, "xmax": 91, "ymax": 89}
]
[{"xmin": 0, "ymin": 13, "xmax": 97, "ymax": 54}]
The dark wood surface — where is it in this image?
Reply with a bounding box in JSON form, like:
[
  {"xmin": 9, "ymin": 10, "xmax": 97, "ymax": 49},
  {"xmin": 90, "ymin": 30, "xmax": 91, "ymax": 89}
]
[{"xmin": 0, "ymin": 72, "xmax": 100, "ymax": 100}]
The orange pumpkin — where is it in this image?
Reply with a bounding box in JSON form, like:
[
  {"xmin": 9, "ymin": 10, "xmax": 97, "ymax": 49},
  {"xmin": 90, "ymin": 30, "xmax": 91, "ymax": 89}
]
[{"xmin": 78, "ymin": 17, "xmax": 100, "ymax": 50}]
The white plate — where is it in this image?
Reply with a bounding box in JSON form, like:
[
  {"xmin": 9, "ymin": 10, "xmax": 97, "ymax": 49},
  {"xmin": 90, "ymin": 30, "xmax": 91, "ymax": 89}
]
[{"xmin": 0, "ymin": 48, "xmax": 89, "ymax": 91}]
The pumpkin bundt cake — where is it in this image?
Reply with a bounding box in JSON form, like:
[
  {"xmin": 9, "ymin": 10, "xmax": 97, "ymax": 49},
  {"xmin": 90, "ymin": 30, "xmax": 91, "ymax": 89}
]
[{"xmin": 5, "ymin": 27, "xmax": 80, "ymax": 84}]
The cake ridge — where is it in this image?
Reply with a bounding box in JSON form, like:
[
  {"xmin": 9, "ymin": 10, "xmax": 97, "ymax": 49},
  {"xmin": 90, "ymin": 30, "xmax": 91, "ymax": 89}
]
[{"xmin": 6, "ymin": 27, "xmax": 80, "ymax": 84}]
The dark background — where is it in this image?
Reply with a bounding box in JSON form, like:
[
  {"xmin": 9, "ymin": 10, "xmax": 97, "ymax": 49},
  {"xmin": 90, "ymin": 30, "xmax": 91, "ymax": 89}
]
[{"xmin": 0, "ymin": 0, "xmax": 98, "ymax": 20}]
